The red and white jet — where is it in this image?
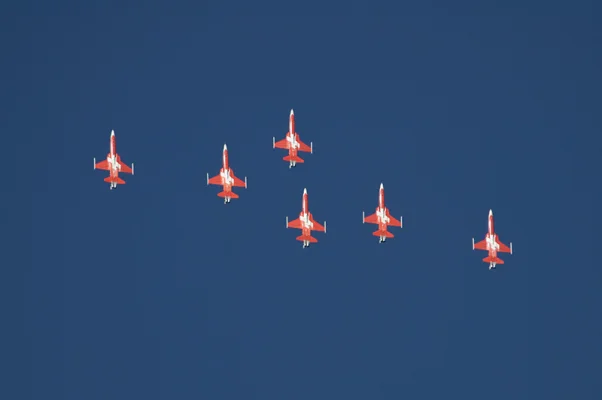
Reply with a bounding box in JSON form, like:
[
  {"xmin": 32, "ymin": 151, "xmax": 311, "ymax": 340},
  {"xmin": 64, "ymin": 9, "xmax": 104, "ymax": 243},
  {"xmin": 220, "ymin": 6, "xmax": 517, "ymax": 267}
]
[
  {"xmin": 273, "ymin": 109, "xmax": 313, "ymax": 168},
  {"xmin": 285, "ymin": 188, "xmax": 326, "ymax": 248},
  {"xmin": 93, "ymin": 130, "xmax": 134, "ymax": 190},
  {"xmin": 362, "ymin": 183, "xmax": 403, "ymax": 243},
  {"xmin": 207, "ymin": 144, "xmax": 247, "ymax": 204},
  {"xmin": 472, "ymin": 209, "xmax": 513, "ymax": 270}
]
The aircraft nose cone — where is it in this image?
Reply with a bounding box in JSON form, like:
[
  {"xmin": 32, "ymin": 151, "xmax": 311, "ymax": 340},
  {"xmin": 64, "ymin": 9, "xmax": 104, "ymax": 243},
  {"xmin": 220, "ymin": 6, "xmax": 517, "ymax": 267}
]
[
  {"xmin": 290, "ymin": 109, "xmax": 294, "ymax": 116},
  {"xmin": 489, "ymin": 209, "xmax": 493, "ymax": 216},
  {"xmin": 380, "ymin": 183, "xmax": 384, "ymax": 189},
  {"xmin": 111, "ymin": 130, "xmax": 115, "ymax": 136},
  {"xmin": 223, "ymin": 144, "xmax": 227, "ymax": 151},
  {"xmin": 303, "ymin": 188, "xmax": 307, "ymax": 194}
]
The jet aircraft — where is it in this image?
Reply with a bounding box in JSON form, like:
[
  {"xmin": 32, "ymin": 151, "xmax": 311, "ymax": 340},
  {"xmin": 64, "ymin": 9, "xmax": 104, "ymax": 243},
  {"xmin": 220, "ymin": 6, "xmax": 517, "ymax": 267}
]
[
  {"xmin": 362, "ymin": 183, "xmax": 402, "ymax": 242},
  {"xmin": 94, "ymin": 130, "xmax": 134, "ymax": 190},
  {"xmin": 207, "ymin": 144, "xmax": 247, "ymax": 204},
  {"xmin": 472, "ymin": 209, "xmax": 513, "ymax": 270},
  {"xmin": 285, "ymin": 188, "xmax": 326, "ymax": 248},
  {"xmin": 273, "ymin": 109, "xmax": 313, "ymax": 168}
]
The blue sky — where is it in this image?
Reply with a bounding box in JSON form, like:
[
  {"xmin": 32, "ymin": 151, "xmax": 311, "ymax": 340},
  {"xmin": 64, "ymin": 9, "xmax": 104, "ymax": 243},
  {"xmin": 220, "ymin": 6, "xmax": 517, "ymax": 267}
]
[{"xmin": 4, "ymin": 0, "xmax": 600, "ymax": 399}]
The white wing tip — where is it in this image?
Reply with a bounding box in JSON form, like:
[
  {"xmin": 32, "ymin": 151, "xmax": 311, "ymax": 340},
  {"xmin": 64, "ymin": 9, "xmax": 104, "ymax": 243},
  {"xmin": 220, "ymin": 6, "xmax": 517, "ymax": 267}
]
[
  {"xmin": 206, "ymin": 173, "xmax": 209, "ymax": 185},
  {"xmin": 245, "ymin": 176, "xmax": 247, "ymax": 188},
  {"xmin": 93, "ymin": 158, "xmax": 96, "ymax": 169},
  {"xmin": 472, "ymin": 238, "xmax": 475, "ymax": 250},
  {"xmin": 132, "ymin": 163, "xmax": 134, "ymax": 175},
  {"xmin": 324, "ymin": 221, "xmax": 326, "ymax": 233},
  {"xmin": 286, "ymin": 216, "xmax": 289, "ymax": 228},
  {"xmin": 272, "ymin": 137, "xmax": 275, "ymax": 148},
  {"xmin": 362, "ymin": 211, "xmax": 365, "ymax": 223},
  {"xmin": 310, "ymin": 142, "xmax": 313, "ymax": 154},
  {"xmin": 510, "ymin": 242, "xmax": 513, "ymax": 254}
]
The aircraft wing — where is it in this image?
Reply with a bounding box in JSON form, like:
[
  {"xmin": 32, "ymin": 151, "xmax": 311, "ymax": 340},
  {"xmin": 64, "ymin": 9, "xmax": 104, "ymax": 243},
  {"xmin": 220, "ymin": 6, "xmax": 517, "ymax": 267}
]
[
  {"xmin": 297, "ymin": 137, "xmax": 312, "ymax": 153},
  {"xmin": 496, "ymin": 238, "xmax": 512, "ymax": 253},
  {"xmin": 287, "ymin": 217, "xmax": 302, "ymax": 229},
  {"xmin": 95, "ymin": 159, "xmax": 110, "ymax": 171},
  {"xmin": 230, "ymin": 171, "xmax": 247, "ymax": 188},
  {"xmin": 472, "ymin": 238, "xmax": 488, "ymax": 251},
  {"xmin": 363, "ymin": 212, "xmax": 379, "ymax": 224},
  {"xmin": 118, "ymin": 160, "xmax": 133, "ymax": 174},
  {"xmin": 310, "ymin": 217, "xmax": 326, "ymax": 232},
  {"xmin": 274, "ymin": 136, "xmax": 289, "ymax": 149},
  {"xmin": 386, "ymin": 211, "xmax": 402, "ymax": 227},
  {"xmin": 207, "ymin": 173, "xmax": 222, "ymax": 186}
]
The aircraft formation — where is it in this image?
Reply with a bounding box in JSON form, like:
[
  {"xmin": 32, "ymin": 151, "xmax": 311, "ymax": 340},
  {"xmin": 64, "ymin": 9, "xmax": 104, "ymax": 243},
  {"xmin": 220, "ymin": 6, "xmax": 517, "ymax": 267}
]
[{"xmin": 94, "ymin": 109, "xmax": 514, "ymax": 270}]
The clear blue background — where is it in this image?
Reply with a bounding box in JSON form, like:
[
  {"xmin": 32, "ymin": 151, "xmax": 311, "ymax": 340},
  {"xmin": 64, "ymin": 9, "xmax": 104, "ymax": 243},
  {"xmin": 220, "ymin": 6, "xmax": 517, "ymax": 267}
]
[{"xmin": 4, "ymin": 0, "xmax": 600, "ymax": 399}]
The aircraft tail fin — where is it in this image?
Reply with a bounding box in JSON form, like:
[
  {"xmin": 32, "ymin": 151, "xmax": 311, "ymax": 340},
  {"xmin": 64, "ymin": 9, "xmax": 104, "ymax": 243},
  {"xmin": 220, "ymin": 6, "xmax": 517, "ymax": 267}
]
[{"xmin": 217, "ymin": 191, "xmax": 239, "ymax": 199}]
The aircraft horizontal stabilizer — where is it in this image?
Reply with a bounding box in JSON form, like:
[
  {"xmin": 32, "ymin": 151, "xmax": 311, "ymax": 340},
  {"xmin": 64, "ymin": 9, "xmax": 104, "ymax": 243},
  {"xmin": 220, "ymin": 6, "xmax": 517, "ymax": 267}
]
[
  {"xmin": 283, "ymin": 155, "xmax": 304, "ymax": 163},
  {"xmin": 218, "ymin": 191, "xmax": 239, "ymax": 199},
  {"xmin": 104, "ymin": 176, "xmax": 126, "ymax": 184},
  {"xmin": 373, "ymin": 230, "xmax": 394, "ymax": 238},
  {"xmin": 483, "ymin": 256, "xmax": 504, "ymax": 264},
  {"xmin": 296, "ymin": 235, "xmax": 318, "ymax": 243}
]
